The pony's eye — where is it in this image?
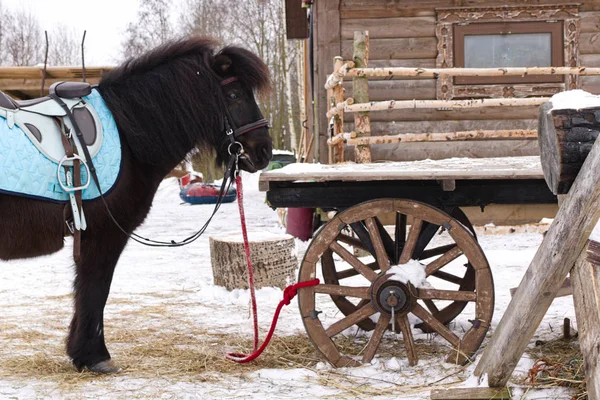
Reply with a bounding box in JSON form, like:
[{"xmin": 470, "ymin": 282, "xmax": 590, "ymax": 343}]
[{"xmin": 228, "ymin": 92, "xmax": 239, "ymax": 100}]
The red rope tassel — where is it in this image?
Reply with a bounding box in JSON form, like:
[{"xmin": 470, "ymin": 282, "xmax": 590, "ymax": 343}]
[{"xmin": 226, "ymin": 175, "xmax": 320, "ymax": 363}]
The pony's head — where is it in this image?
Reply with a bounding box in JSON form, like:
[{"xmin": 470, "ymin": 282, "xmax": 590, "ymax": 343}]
[
  {"xmin": 212, "ymin": 47, "xmax": 273, "ymax": 172},
  {"xmin": 97, "ymin": 37, "xmax": 273, "ymax": 175}
]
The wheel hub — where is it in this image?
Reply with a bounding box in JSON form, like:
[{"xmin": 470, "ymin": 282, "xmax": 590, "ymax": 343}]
[{"xmin": 371, "ymin": 275, "xmax": 415, "ymax": 316}]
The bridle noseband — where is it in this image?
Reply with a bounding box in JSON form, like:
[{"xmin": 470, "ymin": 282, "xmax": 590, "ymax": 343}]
[{"xmin": 220, "ymin": 77, "xmax": 269, "ymax": 156}]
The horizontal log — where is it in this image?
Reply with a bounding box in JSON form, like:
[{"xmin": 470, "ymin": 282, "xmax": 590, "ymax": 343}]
[
  {"xmin": 581, "ymin": 32, "xmax": 600, "ymax": 55},
  {"xmin": 580, "ymin": 11, "xmax": 600, "ymax": 33},
  {"xmin": 340, "ymin": 0, "xmax": 600, "ymax": 19},
  {"xmin": 343, "ymin": 97, "xmax": 550, "ymax": 113},
  {"xmin": 343, "ymin": 140, "xmax": 540, "ymax": 161},
  {"xmin": 346, "ymin": 130, "xmax": 537, "ymax": 146},
  {"xmin": 346, "ymin": 119, "xmax": 537, "ymax": 135},
  {"xmin": 538, "ymin": 101, "xmax": 600, "ymax": 194},
  {"xmin": 341, "ymin": 16, "xmax": 435, "ymax": 39},
  {"xmin": 344, "ymin": 106, "xmax": 539, "ymax": 123},
  {"xmin": 431, "ymin": 387, "xmax": 511, "ymax": 399},
  {"xmin": 582, "ymin": 76, "xmax": 600, "ymax": 95},
  {"xmin": 342, "ymin": 79, "xmax": 436, "ymax": 101},
  {"xmin": 341, "ymin": 37, "xmax": 437, "ymax": 60}
]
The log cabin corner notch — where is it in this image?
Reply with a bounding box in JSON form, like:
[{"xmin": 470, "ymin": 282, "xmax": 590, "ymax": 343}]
[{"xmin": 435, "ymin": 4, "xmax": 581, "ymax": 100}]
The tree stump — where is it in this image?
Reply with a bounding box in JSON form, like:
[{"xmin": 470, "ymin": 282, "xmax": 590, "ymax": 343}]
[
  {"xmin": 210, "ymin": 231, "xmax": 297, "ymax": 291},
  {"xmin": 538, "ymin": 91, "xmax": 600, "ymax": 194}
]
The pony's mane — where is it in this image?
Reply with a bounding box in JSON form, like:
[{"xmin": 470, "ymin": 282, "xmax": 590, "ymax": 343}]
[{"xmin": 97, "ymin": 36, "xmax": 269, "ymax": 169}]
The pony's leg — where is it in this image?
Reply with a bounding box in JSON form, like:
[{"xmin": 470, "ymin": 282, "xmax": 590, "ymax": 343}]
[{"xmin": 66, "ymin": 227, "xmax": 128, "ymax": 373}]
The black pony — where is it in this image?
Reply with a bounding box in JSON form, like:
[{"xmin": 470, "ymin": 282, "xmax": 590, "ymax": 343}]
[{"xmin": 0, "ymin": 37, "xmax": 272, "ymax": 372}]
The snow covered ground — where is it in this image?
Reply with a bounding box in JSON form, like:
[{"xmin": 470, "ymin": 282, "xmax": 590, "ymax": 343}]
[{"xmin": 0, "ymin": 172, "xmax": 578, "ymax": 399}]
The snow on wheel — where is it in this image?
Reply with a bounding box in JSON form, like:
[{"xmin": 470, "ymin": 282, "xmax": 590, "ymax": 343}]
[{"xmin": 297, "ymin": 199, "xmax": 494, "ymax": 367}]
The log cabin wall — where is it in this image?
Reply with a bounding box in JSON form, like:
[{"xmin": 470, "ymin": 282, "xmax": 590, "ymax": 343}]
[{"xmin": 312, "ymin": 0, "xmax": 600, "ymax": 163}]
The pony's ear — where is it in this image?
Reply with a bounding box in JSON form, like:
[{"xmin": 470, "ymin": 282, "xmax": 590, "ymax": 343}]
[{"xmin": 213, "ymin": 54, "xmax": 232, "ymax": 76}]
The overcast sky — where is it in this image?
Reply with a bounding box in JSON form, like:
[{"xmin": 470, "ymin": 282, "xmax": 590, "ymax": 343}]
[{"xmin": 1, "ymin": 0, "xmax": 144, "ymax": 65}]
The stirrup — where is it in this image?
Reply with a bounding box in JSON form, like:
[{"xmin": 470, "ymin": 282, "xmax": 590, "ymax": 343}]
[{"xmin": 57, "ymin": 154, "xmax": 91, "ymax": 192}]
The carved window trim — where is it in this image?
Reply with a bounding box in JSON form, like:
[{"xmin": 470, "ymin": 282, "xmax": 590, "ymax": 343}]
[{"xmin": 435, "ymin": 4, "xmax": 581, "ymax": 100}]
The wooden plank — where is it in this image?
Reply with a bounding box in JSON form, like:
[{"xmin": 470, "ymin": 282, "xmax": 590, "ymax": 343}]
[
  {"xmin": 474, "ymin": 136, "xmax": 600, "ymax": 387},
  {"xmin": 510, "ymin": 277, "xmax": 572, "ymax": 297},
  {"xmin": 315, "ymin": 0, "xmax": 341, "ymax": 163},
  {"xmin": 341, "ymin": 16, "xmax": 435, "ymax": 39},
  {"xmin": 341, "ymin": 38, "xmax": 437, "ymax": 60},
  {"xmin": 572, "ymin": 238, "xmax": 600, "ymax": 400},
  {"xmin": 430, "ymin": 387, "xmax": 511, "ymax": 400},
  {"xmin": 259, "ymin": 155, "xmax": 546, "ymax": 183}
]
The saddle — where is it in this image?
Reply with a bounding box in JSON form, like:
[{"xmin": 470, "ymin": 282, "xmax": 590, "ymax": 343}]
[
  {"xmin": 0, "ymin": 82, "xmax": 111, "ymax": 261},
  {"xmin": 0, "ymin": 82, "xmax": 104, "ymax": 165}
]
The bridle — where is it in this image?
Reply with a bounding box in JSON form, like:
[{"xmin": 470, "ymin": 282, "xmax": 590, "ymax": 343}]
[
  {"xmin": 219, "ymin": 76, "xmax": 269, "ymax": 161},
  {"xmin": 54, "ymin": 75, "xmax": 270, "ymax": 248}
]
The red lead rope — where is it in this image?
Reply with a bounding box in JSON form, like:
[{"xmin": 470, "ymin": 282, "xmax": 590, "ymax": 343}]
[{"xmin": 226, "ymin": 175, "xmax": 320, "ymax": 363}]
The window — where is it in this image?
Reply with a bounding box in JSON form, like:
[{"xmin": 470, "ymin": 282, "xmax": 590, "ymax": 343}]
[
  {"xmin": 435, "ymin": 5, "xmax": 580, "ymax": 99},
  {"xmin": 454, "ymin": 22, "xmax": 564, "ymax": 85}
]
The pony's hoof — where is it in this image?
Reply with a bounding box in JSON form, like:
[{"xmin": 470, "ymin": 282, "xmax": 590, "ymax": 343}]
[{"xmin": 88, "ymin": 360, "xmax": 121, "ymax": 374}]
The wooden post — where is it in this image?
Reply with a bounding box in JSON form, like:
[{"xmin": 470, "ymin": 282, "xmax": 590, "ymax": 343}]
[
  {"xmin": 352, "ymin": 31, "xmax": 371, "ymax": 163},
  {"xmin": 474, "ymin": 136, "xmax": 600, "ymax": 387},
  {"xmin": 572, "ymin": 237, "xmax": 600, "ymax": 399},
  {"xmin": 332, "ymin": 57, "xmax": 345, "ymax": 164}
]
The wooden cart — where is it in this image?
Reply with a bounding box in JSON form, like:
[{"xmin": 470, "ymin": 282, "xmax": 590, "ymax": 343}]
[{"xmin": 259, "ymin": 156, "xmax": 556, "ymax": 367}]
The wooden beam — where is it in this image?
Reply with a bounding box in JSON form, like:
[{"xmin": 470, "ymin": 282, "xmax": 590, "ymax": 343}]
[
  {"xmin": 572, "ymin": 238, "xmax": 600, "ymax": 400},
  {"xmin": 474, "ymin": 136, "xmax": 600, "ymax": 387},
  {"xmin": 348, "ymin": 66, "xmax": 600, "ymax": 78}
]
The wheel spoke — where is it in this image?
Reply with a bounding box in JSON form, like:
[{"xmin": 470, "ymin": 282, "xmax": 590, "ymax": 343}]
[
  {"xmin": 362, "ymin": 314, "xmax": 391, "ymax": 363},
  {"xmin": 399, "ymin": 218, "xmax": 423, "ymax": 264},
  {"xmin": 374, "ymin": 217, "xmax": 396, "ymax": 262},
  {"xmin": 349, "ymin": 222, "xmax": 376, "ymax": 256},
  {"xmin": 419, "ymin": 244, "xmax": 457, "ymax": 260},
  {"xmin": 394, "ymin": 213, "xmax": 407, "ymax": 264},
  {"xmin": 431, "ymin": 270, "xmax": 464, "ymax": 285},
  {"xmin": 337, "ymin": 261, "xmax": 378, "ymax": 280},
  {"xmin": 413, "ymin": 222, "xmax": 440, "ymax": 260},
  {"xmin": 314, "ymin": 284, "xmax": 371, "ymax": 299},
  {"xmin": 425, "ymin": 246, "xmax": 463, "ymax": 276},
  {"xmin": 424, "ymin": 299, "xmax": 440, "ymax": 315},
  {"xmin": 418, "ymin": 289, "xmax": 477, "ymax": 302},
  {"xmin": 337, "ymin": 234, "xmax": 370, "ymax": 252},
  {"xmin": 330, "ymin": 242, "xmax": 379, "ymax": 282},
  {"xmin": 411, "ymin": 303, "xmax": 460, "ymax": 348},
  {"xmin": 325, "ymin": 303, "xmax": 377, "ymax": 337},
  {"xmin": 397, "ymin": 315, "xmax": 418, "ymax": 366},
  {"xmin": 365, "ymin": 218, "xmax": 391, "ymax": 273}
]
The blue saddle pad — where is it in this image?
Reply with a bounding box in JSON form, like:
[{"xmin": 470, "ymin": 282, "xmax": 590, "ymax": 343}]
[{"xmin": 0, "ymin": 89, "xmax": 122, "ymax": 202}]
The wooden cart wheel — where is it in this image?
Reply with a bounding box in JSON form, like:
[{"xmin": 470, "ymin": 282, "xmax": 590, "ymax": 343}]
[
  {"xmin": 321, "ymin": 206, "xmax": 478, "ymax": 333},
  {"xmin": 297, "ymin": 199, "xmax": 494, "ymax": 367}
]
